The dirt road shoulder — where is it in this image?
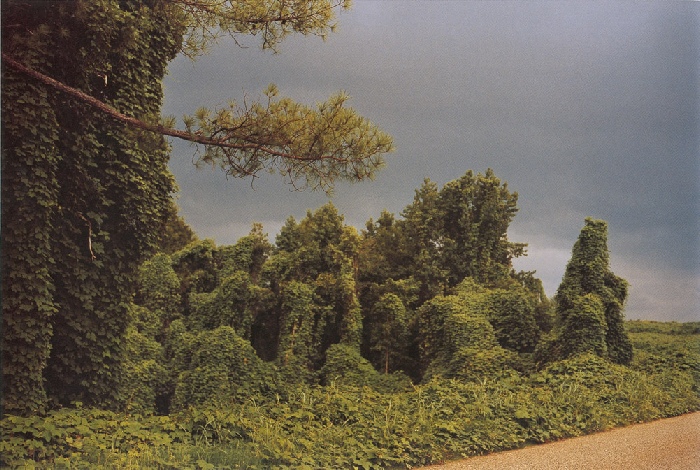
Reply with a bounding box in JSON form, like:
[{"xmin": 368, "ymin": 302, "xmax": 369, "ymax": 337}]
[{"xmin": 421, "ymin": 412, "xmax": 700, "ymax": 470}]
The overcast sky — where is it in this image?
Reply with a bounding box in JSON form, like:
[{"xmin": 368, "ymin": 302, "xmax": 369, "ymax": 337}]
[{"xmin": 162, "ymin": 1, "xmax": 699, "ymax": 322}]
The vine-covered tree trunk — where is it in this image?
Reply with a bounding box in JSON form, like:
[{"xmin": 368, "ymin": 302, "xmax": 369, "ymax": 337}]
[
  {"xmin": 2, "ymin": 0, "xmax": 182, "ymax": 414},
  {"xmin": 1, "ymin": 66, "xmax": 61, "ymax": 415},
  {"xmin": 2, "ymin": 0, "xmax": 391, "ymax": 415}
]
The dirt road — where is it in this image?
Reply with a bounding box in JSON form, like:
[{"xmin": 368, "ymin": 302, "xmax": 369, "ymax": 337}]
[{"xmin": 421, "ymin": 412, "xmax": 700, "ymax": 470}]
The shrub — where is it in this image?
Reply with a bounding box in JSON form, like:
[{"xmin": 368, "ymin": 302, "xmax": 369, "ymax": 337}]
[
  {"xmin": 172, "ymin": 326, "xmax": 272, "ymax": 410},
  {"xmin": 319, "ymin": 343, "xmax": 412, "ymax": 393}
]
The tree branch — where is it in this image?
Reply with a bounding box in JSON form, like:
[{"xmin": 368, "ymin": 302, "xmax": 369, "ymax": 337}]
[{"xmin": 2, "ymin": 53, "xmax": 351, "ymax": 163}]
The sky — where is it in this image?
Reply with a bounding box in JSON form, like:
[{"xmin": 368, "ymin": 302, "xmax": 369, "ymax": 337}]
[{"xmin": 162, "ymin": 1, "xmax": 699, "ymax": 322}]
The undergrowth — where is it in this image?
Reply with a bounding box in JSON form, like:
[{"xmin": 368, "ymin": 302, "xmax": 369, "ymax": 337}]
[{"xmin": 2, "ymin": 321, "xmax": 698, "ymax": 469}]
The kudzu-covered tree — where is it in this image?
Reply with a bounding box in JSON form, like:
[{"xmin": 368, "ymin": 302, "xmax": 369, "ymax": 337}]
[
  {"xmin": 2, "ymin": 0, "xmax": 393, "ymax": 415},
  {"xmin": 436, "ymin": 169, "xmax": 526, "ymax": 286},
  {"xmin": 549, "ymin": 218, "xmax": 633, "ymax": 364},
  {"xmin": 171, "ymin": 326, "xmax": 271, "ymax": 410},
  {"xmin": 2, "ymin": 0, "xmax": 184, "ymax": 414},
  {"xmin": 367, "ymin": 293, "xmax": 409, "ymax": 374},
  {"xmin": 269, "ymin": 204, "xmax": 363, "ymax": 372},
  {"xmin": 414, "ymin": 293, "xmax": 516, "ymax": 382},
  {"xmin": 156, "ymin": 202, "xmax": 198, "ymax": 255},
  {"xmin": 399, "ymin": 179, "xmax": 447, "ymax": 303},
  {"xmin": 480, "ymin": 285, "xmax": 541, "ymax": 354},
  {"xmin": 358, "ymin": 170, "xmax": 542, "ymax": 379},
  {"xmin": 136, "ymin": 253, "xmax": 183, "ymax": 332}
]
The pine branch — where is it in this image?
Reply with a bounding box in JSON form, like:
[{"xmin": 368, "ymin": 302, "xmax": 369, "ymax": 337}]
[{"xmin": 2, "ymin": 53, "xmax": 355, "ymax": 163}]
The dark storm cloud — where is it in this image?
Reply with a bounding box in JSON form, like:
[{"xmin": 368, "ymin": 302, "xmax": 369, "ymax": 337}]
[{"xmin": 163, "ymin": 1, "xmax": 699, "ymax": 321}]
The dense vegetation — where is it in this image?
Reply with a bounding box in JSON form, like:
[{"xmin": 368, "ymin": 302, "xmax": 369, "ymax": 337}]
[
  {"xmin": 2, "ymin": 0, "xmax": 391, "ymax": 417},
  {"xmin": 2, "ymin": 173, "xmax": 699, "ymax": 468},
  {"xmin": 2, "ymin": 1, "xmax": 698, "ymax": 468},
  {"xmin": 1, "ymin": 309, "xmax": 697, "ymax": 468}
]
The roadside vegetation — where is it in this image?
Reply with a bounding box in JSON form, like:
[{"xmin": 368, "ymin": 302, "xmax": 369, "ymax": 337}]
[
  {"xmin": 2, "ymin": 171, "xmax": 698, "ymax": 468},
  {"xmin": 3, "ymin": 2, "xmax": 698, "ymax": 468},
  {"xmin": 2, "ymin": 319, "xmax": 697, "ymax": 468}
]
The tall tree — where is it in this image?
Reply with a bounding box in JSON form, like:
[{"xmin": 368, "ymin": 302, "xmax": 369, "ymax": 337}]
[
  {"xmin": 366, "ymin": 169, "xmax": 526, "ymax": 306},
  {"xmin": 400, "ymin": 178, "xmax": 447, "ymax": 303},
  {"xmin": 436, "ymin": 169, "xmax": 525, "ymax": 286},
  {"xmin": 2, "ymin": 0, "xmax": 393, "ymax": 415},
  {"xmin": 3, "ymin": 0, "xmax": 184, "ymax": 414},
  {"xmin": 259, "ymin": 204, "xmax": 363, "ymax": 374}
]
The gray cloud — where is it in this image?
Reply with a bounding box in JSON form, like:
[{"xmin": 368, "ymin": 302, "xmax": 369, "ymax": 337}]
[{"xmin": 163, "ymin": 1, "xmax": 699, "ymax": 321}]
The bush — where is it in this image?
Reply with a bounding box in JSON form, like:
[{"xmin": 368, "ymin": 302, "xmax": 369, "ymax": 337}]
[
  {"xmin": 319, "ymin": 343, "xmax": 412, "ymax": 393},
  {"xmin": 172, "ymin": 326, "xmax": 273, "ymax": 410}
]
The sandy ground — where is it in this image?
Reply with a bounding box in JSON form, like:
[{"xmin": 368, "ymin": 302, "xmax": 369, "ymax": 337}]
[{"xmin": 420, "ymin": 412, "xmax": 700, "ymax": 470}]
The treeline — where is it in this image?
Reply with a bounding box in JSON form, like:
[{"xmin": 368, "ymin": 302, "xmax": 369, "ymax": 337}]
[
  {"xmin": 120, "ymin": 169, "xmax": 630, "ymax": 415},
  {"xmin": 1, "ymin": 0, "xmax": 628, "ymax": 420},
  {"xmin": 3, "ymin": 171, "xmax": 698, "ymax": 468}
]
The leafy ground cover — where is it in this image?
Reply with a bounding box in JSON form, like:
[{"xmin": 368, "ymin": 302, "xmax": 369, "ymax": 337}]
[{"xmin": 2, "ymin": 321, "xmax": 698, "ymax": 469}]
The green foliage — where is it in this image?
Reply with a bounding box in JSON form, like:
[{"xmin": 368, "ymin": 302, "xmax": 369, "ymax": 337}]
[
  {"xmin": 276, "ymin": 281, "xmax": 317, "ymax": 382},
  {"xmin": 1, "ymin": 4, "xmax": 64, "ymax": 415},
  {"xmin": 398, "ymin": 178, "xmax": 447, "ymax": 303},
  {"xmin": 270, "ymin": 203, "xmax": 364, "ymax": 370},
  {"xmin": 415, "ymin": 293, "xmax": 518, "ymax": 383},
  {"xmin": 7, "ymin": 13, "xmax": 689, "ymax": 462},
  {"xmin": 177, "ymin": 0, "xmax": 352, "ymax": 55},
  {"xmin": 172, "ymin": 326, "xmax": 272, "ymax": 410},
  {"xmin": 2, "ymin": 0, "xmax": 392, "ymax": 415},
  {"xmin": 626, "ymin": 320, "xmax": 700, "ymax": 335},
  {"xmin": 188, "ymin": 270, "xmax": 254, "ymax": 336},
  {"xmin": 320, "ymin": 344, "xmax": 413, "ymax": 393},
  {"xmin": 216, "ymin": 223, "xmax": 272, "ymax": 283},
  {"xmin": 156, "ymin": 201, "xmax": 198, "ymax": 255},
  {"xmin": 119, "ymin": 326, "xmax": 169, "ymax": 415},
  {"xmin": 628, "ymin": 321, "xmax": 700, "ymax": 391},
  {"xmin": 2, "ymin": 0, "xmax": 183, "ymax": 414},
  {"xmin": 359, "ymin": 210, "xmax": 413, "ymax": 287},
  {"xmin": 376, "ymin": 169, "xmax": 526, "ymax": 305},
  {"xmin": 556, "ymin": 293, "xmax": 608, "ymax": 357},
  {"xmin": 4, "ymin": 327, "xmax": 697, "ymax": 469},
  {"xmin": 512, "ymin": 270, "xmax": 555, "ymax": 333},
  {"xmin": 356, "ymin": 170, "xmax": 544, "ymax": 382},
  {"xmin": 189, "ymin": 86, "xmax": 394, "ymax": 192},
  {"xmin": 136, "ymin": 253, "xmax": 182, "ymax": 325},
  {"xmin": 367, "ymin": 293, "xmax": 410, "ymax": 374},
  {"xmin": 171, "ymin": 239, "xmax": 219, "ymax": 298},
  {"xmin": 550, "ymin": 218, "xmax": 633, "ymax": 365},
  {"xmin": 456, "ymin": 280, "xmax": 542, "ymax": 354},
  {"xmin": 0, "ymin": 408, "xmax": 190, "ymax": 469},
  {"xmin": 436, "ymin": 169, "xmax": 526, "ymax": 286}
]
